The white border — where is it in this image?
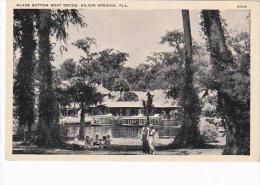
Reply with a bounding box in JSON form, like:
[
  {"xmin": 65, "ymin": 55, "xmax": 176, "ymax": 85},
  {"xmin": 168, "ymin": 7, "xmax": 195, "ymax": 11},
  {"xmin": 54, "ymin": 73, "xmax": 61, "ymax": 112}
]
[{"xmin": 1, "ymin": 1, "xmax": 260, "ymax": 185}]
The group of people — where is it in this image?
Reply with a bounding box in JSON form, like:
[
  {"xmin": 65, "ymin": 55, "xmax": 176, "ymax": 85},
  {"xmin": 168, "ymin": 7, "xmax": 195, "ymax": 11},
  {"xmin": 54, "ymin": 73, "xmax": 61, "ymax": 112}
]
[
  {"xmin": 69, "ymin": 125, "xmax": 156, "ymax": 153},
  {"xmin": 72, "ymin": 134, "xmax": 111, "ymax": 149},
  {"xmin": 141, "ymin": 123, "xmax": 156, "ymax": 154}
]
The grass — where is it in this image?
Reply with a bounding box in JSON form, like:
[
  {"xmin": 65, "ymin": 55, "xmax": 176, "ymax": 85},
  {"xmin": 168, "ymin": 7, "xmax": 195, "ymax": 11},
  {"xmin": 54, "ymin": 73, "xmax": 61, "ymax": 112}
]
[{"xmin": 12, "ymin": 141, "xmax": 224, "ymax": 155}]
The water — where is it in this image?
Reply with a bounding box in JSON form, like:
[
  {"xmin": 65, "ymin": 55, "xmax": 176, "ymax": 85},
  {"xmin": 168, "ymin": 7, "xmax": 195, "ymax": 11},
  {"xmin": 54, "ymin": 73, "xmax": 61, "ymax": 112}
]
[{"xmin": 66, "ymin": 125, "xmax": 180, "ymax": 139}]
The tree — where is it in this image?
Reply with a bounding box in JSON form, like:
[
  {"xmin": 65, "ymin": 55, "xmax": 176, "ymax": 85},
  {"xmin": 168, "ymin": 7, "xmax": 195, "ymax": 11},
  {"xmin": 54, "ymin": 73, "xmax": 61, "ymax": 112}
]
[
  {"xmin": 13, "ymin": 10, "xmax": 37, "ymax": 141},
  {"xmin": 96, "ymin": 49, "xmax": 129, "ymax": 90},
  {"xmin": 161, "ymin": 30, "xmax": 184, "ymax": 55},
  {"xmin": 160, "ymin": 29, "xmax": 206, "ymax": 92},
  {"xmin": 122, "ymin": 92, "xmax": 138, "ymax": 101},
  {"xmin": 97, "ymin": 49, "xmax": 128, "ymax": 71},
  {"xmin": 72, "ymin": 37, "xmax": 101, "ymax": 82},
  {"xmin": 159, "ymin": 31, "xmax": 186, "ymax": 97},
  {"xmin": 121, "ymin": 67, "xmax": 139, "ymax": 88},
  {"xmin": 166, "ymin": 84, "xmax": 178, "ymax": 99},
  {"xmin": 66, "ymin": 79, "xmax": 103, "ymax": 139},
  {"xmin": 72, "ymin": 37, "xmax": 97, "ymax": 58},
  {"xmin": 71, "ymin": 37, "xmax": 103, "ymax": 139},
  {"xmin": 36, "ymin": 9, "xmax": 86, "ymax": 147},
  {"xmin": 113, "ymin": 78, "xmax": 130, "ymax": 101},
  {"xmin": 172, "ymin": 10, "xmax": 203, "ymax": 148},
  {"xmin": 59, "ymin": 58, "xmax": 77, "ymax": 80},
  {"xmin": 36, "ymin": 10, "xmax": 59, "ymax": 146},
  {"xmin": 143, "ymin": 92, "xmax": 154, "ymax": 124},
  {"xmin": 200, "ymin": 10, "xmax": 250, "ymax": 154},
  {"xmin": 146, "ymin": 52, "xmax": 181, "ymax": 91}
]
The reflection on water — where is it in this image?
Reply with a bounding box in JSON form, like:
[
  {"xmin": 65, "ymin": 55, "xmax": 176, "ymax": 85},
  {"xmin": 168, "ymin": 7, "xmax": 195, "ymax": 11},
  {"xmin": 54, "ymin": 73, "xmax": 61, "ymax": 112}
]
[{"xmin": 66, "ymin": 125, "xmax": 180, "ymax": 139}]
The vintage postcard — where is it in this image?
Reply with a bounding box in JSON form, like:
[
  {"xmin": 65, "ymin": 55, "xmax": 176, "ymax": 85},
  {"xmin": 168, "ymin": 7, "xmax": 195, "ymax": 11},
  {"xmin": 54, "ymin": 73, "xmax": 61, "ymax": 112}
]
[{"xmin": 6, "ymin": 0, "xmax": 260, "ymax": 161}]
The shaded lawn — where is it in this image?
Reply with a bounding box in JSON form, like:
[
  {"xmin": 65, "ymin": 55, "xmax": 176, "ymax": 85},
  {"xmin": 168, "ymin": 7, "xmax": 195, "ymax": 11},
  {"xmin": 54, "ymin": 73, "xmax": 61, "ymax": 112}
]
[{"xmin": 12, "ymin": 142, "xmax": 224, "ymax": 155}]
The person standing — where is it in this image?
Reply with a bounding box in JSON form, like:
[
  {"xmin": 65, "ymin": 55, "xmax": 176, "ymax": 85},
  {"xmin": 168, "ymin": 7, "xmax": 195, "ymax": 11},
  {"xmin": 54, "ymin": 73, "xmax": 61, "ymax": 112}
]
[
  {"xmin": 141, "ymin": 124, "xmax": 149, "ymax": 154},
  {"xmin": 148, "ymin": 124, "xmax": 156, "ymax": 154}
]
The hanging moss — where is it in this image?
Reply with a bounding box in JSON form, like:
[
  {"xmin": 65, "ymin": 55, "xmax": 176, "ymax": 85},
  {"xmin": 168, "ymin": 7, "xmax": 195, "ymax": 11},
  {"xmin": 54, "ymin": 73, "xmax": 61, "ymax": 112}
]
[
  {"xmin": 13, "ymin": 10, "xmax": 37, "ymax": 141},
  {"xmin": 171, "ymin": 10, "xmax": 204, "ymax": 149},
  {"xmin": 200, "ymin": 10, "xmax": 250, "ymax": 155}
]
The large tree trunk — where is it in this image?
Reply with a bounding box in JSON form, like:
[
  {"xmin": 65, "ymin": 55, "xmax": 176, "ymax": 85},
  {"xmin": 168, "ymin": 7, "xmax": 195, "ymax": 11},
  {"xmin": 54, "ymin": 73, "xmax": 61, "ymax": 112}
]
[
  {"xmin": 144, "ymin": 92, "xmax": 153, "ymax": 125},
  {"xmin": 14, "ymin": 10, "xmax": 36, "ymax": 142},
  {"xmin": 182, "ymin": 10, "xmax": 193, "ymax": 65},
  {"xmin": 146, "ymin": 112, "xmax": 150, "ymax": 125},
  {"xmin": 200, "ymin": 11, "xmax": 232, "ymax": 68},
  {"xmin": 219, "ymin": 92, "xmax": 250, "ymax": 155},
  {"xmin": 201, "ymin": 10, "xmax": 250, "ymax": 155},
  {"xmin": 79, "ymin": 102, "xmax": 86, "ymax": 139},
  {"xmin": 172, "ymin": 10, "xmax": 203, "ymax": 148},
  {"xmin": 119, "ymin": 91, "xmax": 122, "ymax": 101},
  {"xmin": 37, "ymin": 10, "xmax": 61, "ymax": 147}
]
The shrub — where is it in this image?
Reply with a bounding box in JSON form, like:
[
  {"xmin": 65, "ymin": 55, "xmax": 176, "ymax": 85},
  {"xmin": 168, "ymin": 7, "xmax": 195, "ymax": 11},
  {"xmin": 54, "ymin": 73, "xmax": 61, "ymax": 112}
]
[{"xmin": 199, "ymin": 118, "xmax": 219, "ymax": 143}]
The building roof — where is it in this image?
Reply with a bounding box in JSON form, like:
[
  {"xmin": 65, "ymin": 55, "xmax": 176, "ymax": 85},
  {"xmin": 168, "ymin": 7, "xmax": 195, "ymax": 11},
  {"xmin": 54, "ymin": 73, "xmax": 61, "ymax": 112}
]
[
  {"xmin": 153, "ymin": 100, "xmax": 179, "ymax": 108},
  {"xmin": 60, "ymin": 81, "xmax": 180, "ymax": 108},
  {"xmin": 101, "ymin": 101, "xmax": 142, "ymax": 108},
  {"xmin": 100, "ymin": 100, "xmax": 179, "ymax": 108},
  {"xmin": 108, "ymin": 89, "xmax": 171, "ymax": 101},
  {"xmin": 96, "ymin": 84, "xmax": 111, "ymax": 95}
]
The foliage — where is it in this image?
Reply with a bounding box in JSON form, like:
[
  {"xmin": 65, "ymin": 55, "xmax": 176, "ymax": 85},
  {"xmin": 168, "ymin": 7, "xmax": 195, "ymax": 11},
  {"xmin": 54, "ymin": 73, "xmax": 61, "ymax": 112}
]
[
  {"xmin": 166, "ymin": 85, "xmax": 178, "ymax": 99},
  {"xmin": 118, "ymin": 29, "xmax": 206, "ymax": 93},
  {"xmin": 113, "ymin": 78, "xmax": 130, "ymax": 93},
  {"xmin": 200, "ymin": 10, "xmax": 250, "ymax": 154},
  {"xmin": 113, "ymin": 78, "xmax": 130, "ymax": 101},
  {"xmin": 199, "ymin": 119, "xmax": 219, "ymax": 143},
  {"xmin": 13, "ymin": 10, "xmax": 37, "ymax": 140},
  {"xmin": 57, "ymin": 58, "xmax": 103, "ymax": 139},
  {"xmin": 13, "ymin": 9, "xmax": 250, "ymax": 152},
  {"xmin": 96, "ymin": 49, "xmax": 129, "ymax": 90},
  {"xmin": 171, "ymin": 10, "xmax": 203, "ymax": 148},
  {"xmin": 72, "ymin": 37, "xmax": 96, "ymax": 54},
  {"xmin": 97, "ymin": 49, "xmax": 128, "ymax": 71},
  {"xmin": 66, "ymin": 78, "xmax": 103, "ymax": 105},
  {"xmin": 121, "ymin": 92, "xmax": 138, "ymax": 101},
  {"xmin": 45, "ymin": 9, "xmax": 86, "ymax": 44},
  {"xmin": 72, "ymin": 37, "xmax": 97, "ymax": 63},
  {"xmin": 201, "ymin": 94, "xmax": 218, "ymax": 118},
  {"xmin": 35, "ymin": 9, "xmax": 86, "ymax": 147},
  {"xmin": 69, "ymin": 37, "xmax": 104, "ymax": 103},
  {"xmin": 62, "ymin": 37, "xmax": 104, "ymax": 138},
  {"xmin": 59, "ymin": 58, "xmax": 77, "ymax": 80},
  {"xmin": 160, "ymin": 30, "xmax": 184, "ymax": 54}
]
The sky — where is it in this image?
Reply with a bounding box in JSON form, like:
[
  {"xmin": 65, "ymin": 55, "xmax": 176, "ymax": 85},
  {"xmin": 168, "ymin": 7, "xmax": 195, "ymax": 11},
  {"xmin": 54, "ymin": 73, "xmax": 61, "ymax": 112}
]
[{"xmin": 53, "ymin": 9, "xmax": 250, "ymax": 68}]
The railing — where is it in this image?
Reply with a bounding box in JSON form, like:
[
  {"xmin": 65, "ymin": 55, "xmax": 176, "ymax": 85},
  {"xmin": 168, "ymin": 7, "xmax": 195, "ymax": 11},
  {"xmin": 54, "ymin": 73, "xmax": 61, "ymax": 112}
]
[
  {"xmin": 116, "ymin": 116, "xmax": 162, "ymax": 126},
  {"xmin": 62, "ymin": 114, "xmax": 179, "ymax": 126}
]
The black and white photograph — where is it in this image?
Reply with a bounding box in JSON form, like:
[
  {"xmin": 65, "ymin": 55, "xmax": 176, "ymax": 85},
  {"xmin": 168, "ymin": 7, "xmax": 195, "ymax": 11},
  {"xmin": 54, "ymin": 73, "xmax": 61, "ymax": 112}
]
[{"xmin": 11, "ymin": 6, "xmax": 252, "ymax": 156}]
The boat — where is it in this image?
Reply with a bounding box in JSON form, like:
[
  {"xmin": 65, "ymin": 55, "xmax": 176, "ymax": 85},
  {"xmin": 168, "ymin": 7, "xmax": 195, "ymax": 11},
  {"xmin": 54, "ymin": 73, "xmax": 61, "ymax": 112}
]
[
  {"xmin": 60, "ymin": 116, "xmax": 91, "ymax": 126},
  {"xmin": 121, "ymin": 114, "xmax": 162, "ymax": 127},
  {"xmin": 121, "ymin": 116, "xmax": 146, "ymax": 127},
  {"xmin": 90, "ymin": 114, "xmax": 114, "ymax": 126}
]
